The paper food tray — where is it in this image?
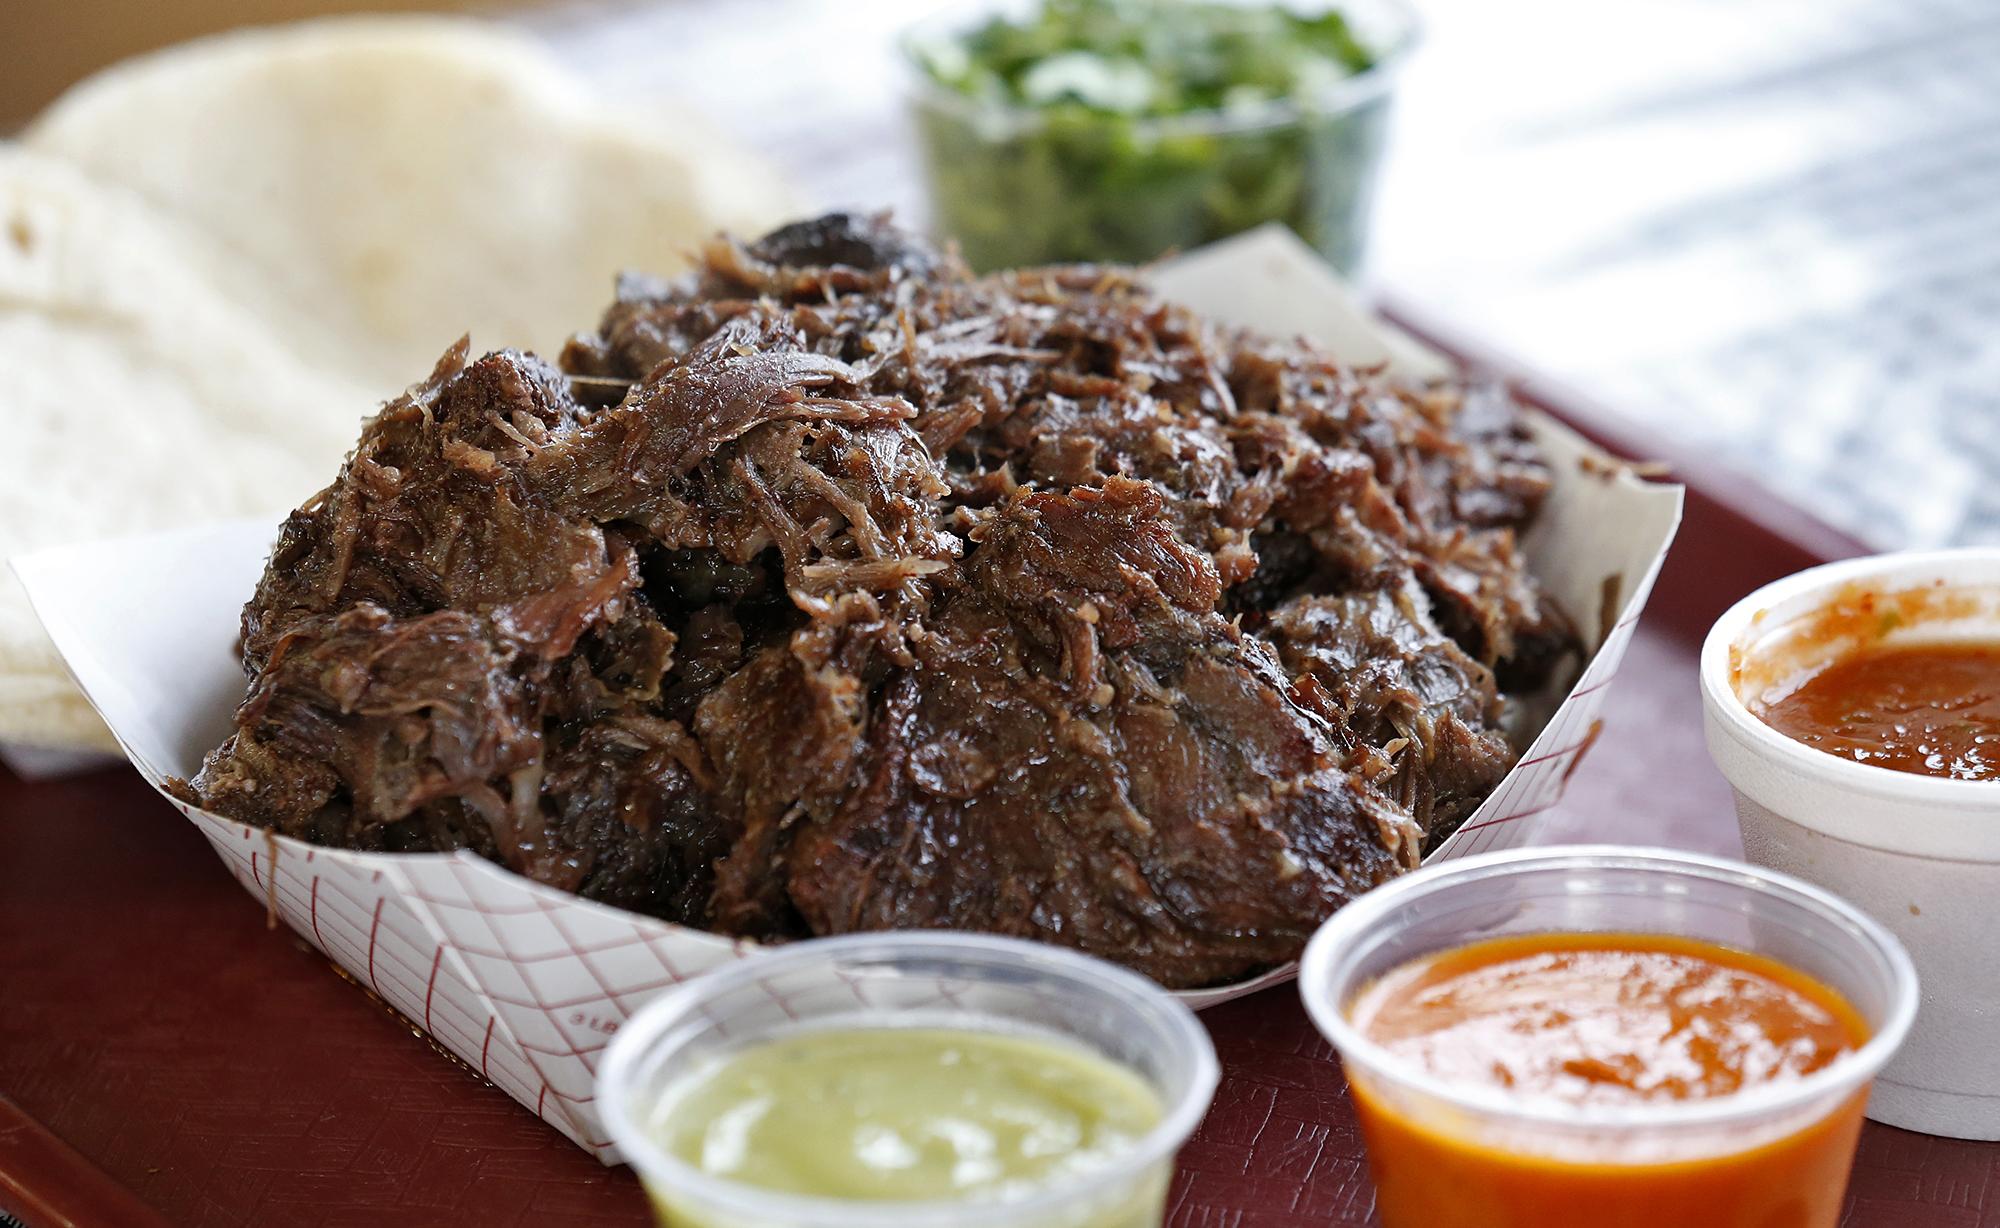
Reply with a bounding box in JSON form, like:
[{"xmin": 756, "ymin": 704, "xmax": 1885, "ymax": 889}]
[{"xmin": 11, "ymin": 228, "xmax": 1682, "ymax": 1160}]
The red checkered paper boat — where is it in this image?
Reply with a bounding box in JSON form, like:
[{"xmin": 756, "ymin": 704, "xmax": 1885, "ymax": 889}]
[{"xmin": 13, "ymin": 229, "xmax": 1681, "ymax": 1159}]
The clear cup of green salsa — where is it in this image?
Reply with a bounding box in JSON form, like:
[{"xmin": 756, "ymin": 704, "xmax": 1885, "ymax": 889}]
[
  {"xmin": 904, "ymin": 0, "xmax": 1420, "ymax": 275},
  {"xmin": 598, "ymin": 932, "xmax": 1220, "ymax": 1228}
]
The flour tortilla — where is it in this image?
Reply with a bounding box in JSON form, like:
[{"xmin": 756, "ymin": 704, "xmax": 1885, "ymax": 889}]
[
  {"xmin": 1, "ymin": 17, "xmax": 793, "ymax": 752},
  {"xmin": 0, "ymin": 149, "xmax": 372, "ymax": 750},
  {"xmin": 24, "ymin": 14, "xmax": 794, "ymax": 396}
]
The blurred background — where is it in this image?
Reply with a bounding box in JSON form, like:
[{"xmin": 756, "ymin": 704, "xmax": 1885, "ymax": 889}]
[{"xmin": 10, "ymin": 0, "xmax": 1997, "ymax": 550}]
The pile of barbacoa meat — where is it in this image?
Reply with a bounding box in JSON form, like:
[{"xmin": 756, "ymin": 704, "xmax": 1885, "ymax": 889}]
[{"xmin": 174, "ymin": 214, "xmax": 1575, "ymax": 988}]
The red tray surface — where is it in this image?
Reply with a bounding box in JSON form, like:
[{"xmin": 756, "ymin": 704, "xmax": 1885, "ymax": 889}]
[{"xmin": 5, "ymin": 325, "xmax": 1997, "ymax": 1226}]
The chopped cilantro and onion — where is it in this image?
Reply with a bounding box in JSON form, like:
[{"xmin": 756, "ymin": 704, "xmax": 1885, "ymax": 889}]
[{"xmin": 909, "ymin": 0, "xmax": 1399, "ymax": 272}]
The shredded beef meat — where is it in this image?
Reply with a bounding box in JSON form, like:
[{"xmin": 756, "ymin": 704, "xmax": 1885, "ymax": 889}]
[{"xmin": 175, "ymin": 212, "xmax": 1577, "ymax": 987}]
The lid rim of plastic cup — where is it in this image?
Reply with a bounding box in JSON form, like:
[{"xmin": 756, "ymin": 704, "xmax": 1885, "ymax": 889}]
[
  {"xmin": 1298, "ymin": 844, "xmax": 1919, "ymax": 1134},
  {"xmin": 597, "ymin": 930, "xmax": 1221, "ymax": 1226},
  {"xmin": 898, "ymin": 0, "xmax": 1425, "ymax": 140}
]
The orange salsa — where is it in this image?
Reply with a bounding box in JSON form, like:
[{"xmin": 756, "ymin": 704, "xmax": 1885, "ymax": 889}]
[
  {"xmin": 1344, "ymin": 933, "xmax": 1870, "ymax": 1228},
  {"xmin": 1754, "ymin": 642, "xmax": 2000, "ymax": 780}
]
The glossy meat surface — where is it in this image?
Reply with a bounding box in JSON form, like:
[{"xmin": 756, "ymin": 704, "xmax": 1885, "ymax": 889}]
[{"xmin": 176, "ymin": 213, "xmax": 1574, "ymax": 986}]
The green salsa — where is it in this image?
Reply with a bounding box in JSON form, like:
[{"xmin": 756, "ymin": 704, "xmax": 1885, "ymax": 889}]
[
  {"xmin": 909, "ymin": 0, "xmax": 1398, "ymax": 272},
  {"xmin": 644, "ymin": 1026, "xmax": 1164, "ymax": 1208}
]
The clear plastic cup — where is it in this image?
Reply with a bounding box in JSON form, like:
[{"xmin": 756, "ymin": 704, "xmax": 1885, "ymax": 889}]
[
  {"xmin": 901, "ymin": 0, "xmax": 1421, "ymax": 275},
  {"xmin": 1299, "ymin": 845, "xmax": 1919, "ymax": 1228},
  {"xmin": 598, "ymin": 932, "xmax": 1220, "ymax": 1228}
]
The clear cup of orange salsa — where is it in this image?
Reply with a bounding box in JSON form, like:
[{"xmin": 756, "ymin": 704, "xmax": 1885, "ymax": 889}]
[{"xmin": 1299, "ymin": 846, "xmax": 1918, "ymax": 1228}]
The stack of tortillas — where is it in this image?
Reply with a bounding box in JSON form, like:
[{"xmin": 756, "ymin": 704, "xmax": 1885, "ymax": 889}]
[{"xmin": 0, "ymin": 17, "xmax": 793, "ymax": 755}]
